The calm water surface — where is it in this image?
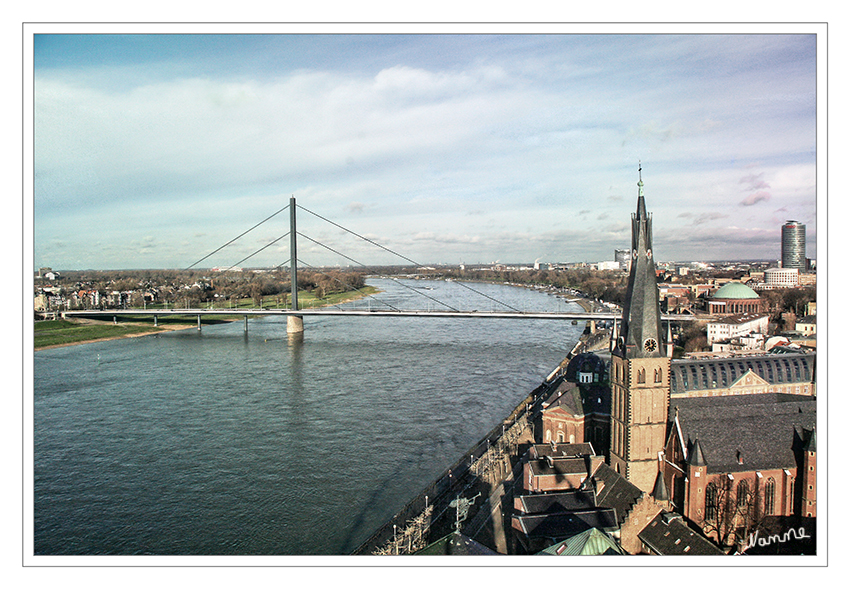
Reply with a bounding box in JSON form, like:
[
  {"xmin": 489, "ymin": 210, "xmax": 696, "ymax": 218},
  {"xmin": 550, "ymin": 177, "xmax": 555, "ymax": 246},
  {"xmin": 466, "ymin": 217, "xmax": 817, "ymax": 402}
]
[{"xmin": 33, "ymin": 279, "xmax": 583, "ymax": 555}]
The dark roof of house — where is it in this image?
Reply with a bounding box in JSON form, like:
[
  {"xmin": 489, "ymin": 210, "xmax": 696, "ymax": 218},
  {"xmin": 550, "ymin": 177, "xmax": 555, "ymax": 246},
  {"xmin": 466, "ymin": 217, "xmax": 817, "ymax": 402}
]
[
  {"xmin": 514, "ymin": 508, "xmax": 619, "ymax": 539},
  {"xmin": 592, "ymin": 462, "xmax": 645, "ymax": 527},
  {"xmin": 670, "ymin": 353, "xmax": 815, "ymax": 395},
  {"xmin": 531, "ymin": 443, "xmax": 595, "ymax": 459},
  {"xmin": 529, "ymin": 456, "xmax": 589, "ymax": 477},
  {"xmin": 672, "ymin": 393, "xmax": 817, "ymax": 473},
  {"xmin": 708, "ymin": 313, "xmax": 769, "ymax": 326},
  {"xmin": 687, "ymin": 439, "xmax": 708, "ymax": 467},
  {"xmin": 541, "ymin": 378, "xmax": 611, "ymax": 417},
  {"xmin": 542, "ymin": 380, "xmax": 583, "ymax": 415},
  {"xmin": 515, "ymin": 490, "xmax": 597, "ymax": 515},
  {"xmin": 415, "ymin": 531, "xmax": 498, "ymax": 555},
  {"xmin": 638, "ymin": 512, "xmax": 725, "ymax": 555},
  {"xmin": 565, "ymin": 352, "xmax": 607, "ymax": 382},
  {"xmin": 803, "ymin": 428, "xmax": 817, "ymax": 452},
  {"xmin": 652, "ymin": 472, "xmax": 670, "ymax": 502}
]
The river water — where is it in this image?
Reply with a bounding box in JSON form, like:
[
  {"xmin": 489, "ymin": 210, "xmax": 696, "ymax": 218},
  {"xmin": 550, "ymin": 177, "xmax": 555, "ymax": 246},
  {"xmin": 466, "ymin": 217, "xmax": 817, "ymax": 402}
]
[{"xmin": 33, "ymin": 278, "xmax": 583, "ymax": 555}]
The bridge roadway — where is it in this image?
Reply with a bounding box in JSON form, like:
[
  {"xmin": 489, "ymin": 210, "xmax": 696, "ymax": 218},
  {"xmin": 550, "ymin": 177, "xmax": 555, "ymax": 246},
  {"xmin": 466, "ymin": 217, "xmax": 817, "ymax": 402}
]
[{"xmin": 63, "ymin": 308, "xmax": 698, "ymax": 321}]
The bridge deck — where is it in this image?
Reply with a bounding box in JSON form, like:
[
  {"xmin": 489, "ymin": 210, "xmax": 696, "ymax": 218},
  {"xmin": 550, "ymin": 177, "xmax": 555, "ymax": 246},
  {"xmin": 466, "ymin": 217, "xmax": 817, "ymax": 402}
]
[{"xmin": 62, "ymin": 309, "xmax": 699, "ymax": 321}]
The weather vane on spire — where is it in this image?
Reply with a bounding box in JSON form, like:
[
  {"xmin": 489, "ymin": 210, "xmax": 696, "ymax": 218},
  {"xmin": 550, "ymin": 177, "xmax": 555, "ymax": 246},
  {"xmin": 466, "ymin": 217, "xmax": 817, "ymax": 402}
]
[{"xmin": 638, "ymin": 160, "xmax": 642, "ymax": 181}]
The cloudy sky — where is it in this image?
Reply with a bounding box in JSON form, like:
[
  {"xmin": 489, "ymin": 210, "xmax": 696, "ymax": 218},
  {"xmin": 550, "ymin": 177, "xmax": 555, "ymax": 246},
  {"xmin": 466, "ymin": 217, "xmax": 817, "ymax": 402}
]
[{"xmin": 32, "ymin": 29, "xmax": 819, "ymax": 270}]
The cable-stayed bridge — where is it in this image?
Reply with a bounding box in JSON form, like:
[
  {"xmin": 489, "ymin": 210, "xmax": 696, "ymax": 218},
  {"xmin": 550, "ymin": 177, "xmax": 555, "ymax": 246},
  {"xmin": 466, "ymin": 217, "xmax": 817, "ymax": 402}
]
[{"xmin": 62, "ymin": 197, "xmax": 698, "ymax": 333}]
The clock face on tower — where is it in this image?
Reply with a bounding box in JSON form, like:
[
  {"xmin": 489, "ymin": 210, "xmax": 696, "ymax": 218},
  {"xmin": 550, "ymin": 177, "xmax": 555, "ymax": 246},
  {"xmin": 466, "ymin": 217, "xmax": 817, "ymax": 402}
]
[{"xmin": 643, "ymin": 338, "xmax": 658, "ymax": 353}]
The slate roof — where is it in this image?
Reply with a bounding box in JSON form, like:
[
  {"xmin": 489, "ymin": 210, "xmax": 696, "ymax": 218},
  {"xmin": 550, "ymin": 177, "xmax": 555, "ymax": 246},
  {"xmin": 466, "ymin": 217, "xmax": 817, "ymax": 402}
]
[
  {"xmin": 531, "ymin": 443, "xmax": 595, "ymax": 459},
  {"xmin": 592, "ymin": 462, "xmax": 645, "ymax": 528},
  {"xmin": 415, "ymin": 531, "xmax": 498, "ymax": 555},
  {"xmin": 670, "ymin": 352, "xmax": 815, "ymax": 395},
  {"xmin": 541, "ymin": 377, "xmax": 611, "ymax": 417},
  {"xmin": 515, "ymin": 490, "xmax": 597, "ymax": 515},
  {"xmin": 565, "ymin": 352, "xmax": 607, "ymax": 383},
  {"xmin": 638, "ymin": 512, "xmax": 724, "ymax": 555},
  {"xmin": 529, "ymin": 456, "xmax": 589, "ymax": 477},
  {"xmin": 514, "ymin": 508, "xmax": 619, "ymax": 539},
  {"xmin": 708, "ymin": 313, "xmax": 768, "ymax": 326},
  {"xmin": 652, "ymin": 472, "xmax": 670, "ymax": 502},
  {"xmin": 671, "ymin": 393, "xmax": 817, "ymax": 473}
]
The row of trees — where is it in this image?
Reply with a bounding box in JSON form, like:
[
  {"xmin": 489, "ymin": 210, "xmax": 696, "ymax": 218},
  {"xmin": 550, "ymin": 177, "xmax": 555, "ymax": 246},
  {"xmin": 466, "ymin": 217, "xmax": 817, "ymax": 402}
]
[
  {"xmin": 441, "ymin": 268, "xmax": 629, "ymax": 305},
  {"xmin": 39, "ymin": 268, "xmax": 366, "ymax": 309}
]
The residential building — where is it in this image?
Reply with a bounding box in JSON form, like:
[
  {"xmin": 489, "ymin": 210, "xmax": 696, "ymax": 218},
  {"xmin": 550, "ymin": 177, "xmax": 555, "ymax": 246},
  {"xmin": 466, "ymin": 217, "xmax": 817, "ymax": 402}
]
[{"xmin": 706, "ymin": 313, "xmax": 769, "ymax": 345}]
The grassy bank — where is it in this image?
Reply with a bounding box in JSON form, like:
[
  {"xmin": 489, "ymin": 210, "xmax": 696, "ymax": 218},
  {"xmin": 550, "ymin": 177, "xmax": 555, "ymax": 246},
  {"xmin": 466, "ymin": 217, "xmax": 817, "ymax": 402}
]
[
  {"xmin": 34, "ymin": 319, "xmax": 163, "ymax": 349},
  {"xmin": 34, "ymin": 286, "xmax": 382, "ymax": 350}
]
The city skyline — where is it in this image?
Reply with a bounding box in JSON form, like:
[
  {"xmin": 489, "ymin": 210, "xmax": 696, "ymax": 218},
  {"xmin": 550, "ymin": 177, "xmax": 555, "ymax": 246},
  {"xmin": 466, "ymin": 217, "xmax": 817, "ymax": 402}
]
[{"xmin": 31, "ymin": 27, "xmax": 821, "ymax": 270}]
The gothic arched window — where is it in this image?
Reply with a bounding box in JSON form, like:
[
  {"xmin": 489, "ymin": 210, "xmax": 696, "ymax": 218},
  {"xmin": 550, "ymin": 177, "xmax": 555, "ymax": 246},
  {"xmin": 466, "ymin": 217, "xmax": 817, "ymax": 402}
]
[
  {"xmin": 706, "ymin": 483, "xmax": 718, "ymax": 520},
  {"xmin": 637, "ymin": 368, "xmax": 646, "ymax": 384},
  {"xmin": 737, "ymin": 480, "xmax": 749, "ymax": 508},
  {"xmin": 654, "ymin": 368, "xmax": 662, "ymax": 383},
  {"xmin": 765, "ymin": 478, "xmax": 776, "ymax": 515}
]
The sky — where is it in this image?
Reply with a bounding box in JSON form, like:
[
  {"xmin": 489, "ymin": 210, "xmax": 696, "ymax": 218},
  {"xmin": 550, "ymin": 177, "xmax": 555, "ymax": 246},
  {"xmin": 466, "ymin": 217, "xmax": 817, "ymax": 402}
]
[{"xmin": 31, "ymin": 29, "xmax": 820, "ymax": 270}]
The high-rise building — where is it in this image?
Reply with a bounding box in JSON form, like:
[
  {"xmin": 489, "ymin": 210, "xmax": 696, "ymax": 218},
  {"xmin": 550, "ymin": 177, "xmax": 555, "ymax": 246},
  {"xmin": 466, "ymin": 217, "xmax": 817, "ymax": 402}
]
[
  {"xmin": 614, "ymin": 249, "xmax": 630, "ymax": 271},
  {"xmin": 781, "ymin": 220, "xmax": 806, "ymax": 270}
]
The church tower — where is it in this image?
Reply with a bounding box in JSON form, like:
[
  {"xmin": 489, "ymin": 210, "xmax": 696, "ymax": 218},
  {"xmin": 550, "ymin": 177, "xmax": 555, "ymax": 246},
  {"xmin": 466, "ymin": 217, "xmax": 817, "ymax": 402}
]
[{"xmin": 609, "ymin": 165, "xmax": 671, "ymax": 493}]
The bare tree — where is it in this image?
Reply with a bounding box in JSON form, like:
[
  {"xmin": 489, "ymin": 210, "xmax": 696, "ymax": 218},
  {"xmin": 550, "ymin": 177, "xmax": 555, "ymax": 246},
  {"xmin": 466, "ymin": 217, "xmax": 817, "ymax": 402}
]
[{"xmin": 700, "ymin": 475, "xmax": 768, "ymax": 550}]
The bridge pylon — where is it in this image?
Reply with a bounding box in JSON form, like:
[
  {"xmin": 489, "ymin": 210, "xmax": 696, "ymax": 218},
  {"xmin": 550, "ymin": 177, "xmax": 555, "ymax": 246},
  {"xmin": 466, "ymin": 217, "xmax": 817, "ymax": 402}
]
[
  {"xmin": 287, "ymin": 315, "xmax": 304, "ymax": 334},
  {"xmin": 288, "ymin": 195, "xmax": 304, "ymax": 334}
]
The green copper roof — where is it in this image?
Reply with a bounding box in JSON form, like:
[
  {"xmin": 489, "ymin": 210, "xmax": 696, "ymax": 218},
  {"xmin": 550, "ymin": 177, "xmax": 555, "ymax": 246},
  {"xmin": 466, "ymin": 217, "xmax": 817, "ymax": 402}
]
[
  {"xmin": 539, "ymin": 527, "xmax": 624, "ymax": 555},
  {"xmin": 712, "ymin": 282, "xmax": 760, "ymax": 299}
]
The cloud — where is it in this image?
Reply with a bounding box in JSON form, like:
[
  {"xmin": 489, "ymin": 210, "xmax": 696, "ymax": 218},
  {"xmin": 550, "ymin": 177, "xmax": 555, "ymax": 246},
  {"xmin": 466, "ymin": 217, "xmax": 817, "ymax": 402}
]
[
  {"xmin": 32, "ymin": 34, "xmax": 818, "ymax": 269},
  {"xmin": 741, "ymin": 191, "xmax": 771, "ymax": 206},
  {"xmin": 691, "ymin": 212, "xmax": 729, "ymax": 225},
  {"xmin": 739, "ymin": 172, "xmax": 770, "ymax": 191}
]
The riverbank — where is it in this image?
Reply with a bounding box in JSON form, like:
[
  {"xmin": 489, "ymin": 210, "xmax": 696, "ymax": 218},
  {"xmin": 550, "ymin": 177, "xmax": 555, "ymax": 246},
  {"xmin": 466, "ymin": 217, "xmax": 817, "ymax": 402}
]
[{"xmin": 34, "ymin": 286, "xmax": 381, "ymax": 351}]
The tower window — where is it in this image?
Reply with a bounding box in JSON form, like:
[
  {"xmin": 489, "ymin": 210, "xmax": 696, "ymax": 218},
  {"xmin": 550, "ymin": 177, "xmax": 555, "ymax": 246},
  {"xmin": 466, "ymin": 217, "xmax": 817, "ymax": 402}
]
[{"xmin": 706, "ymin": 483, "xmax": 718, "ymax": 520}]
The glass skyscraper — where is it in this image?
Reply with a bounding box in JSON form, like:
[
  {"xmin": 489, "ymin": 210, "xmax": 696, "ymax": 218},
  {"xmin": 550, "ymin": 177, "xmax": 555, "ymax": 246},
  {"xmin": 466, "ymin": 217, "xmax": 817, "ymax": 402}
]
[{"xmin": 781, "ymin": 220, "xmax": 806, "ymax": 270}]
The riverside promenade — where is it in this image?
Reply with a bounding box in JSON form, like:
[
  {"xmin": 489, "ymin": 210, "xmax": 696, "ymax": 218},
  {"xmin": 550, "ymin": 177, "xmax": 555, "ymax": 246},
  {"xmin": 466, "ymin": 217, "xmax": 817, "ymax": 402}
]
[{"xmin": 353, "ymin": 318, "xmax": 606, "ymax": 556}]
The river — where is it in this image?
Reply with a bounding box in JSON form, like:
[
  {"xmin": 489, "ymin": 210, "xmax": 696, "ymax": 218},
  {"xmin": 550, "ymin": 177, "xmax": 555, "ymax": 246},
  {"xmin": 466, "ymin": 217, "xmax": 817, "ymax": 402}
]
[{"xmin": 33, "ymin": 278, "xmax": 584, "ymax": 555}]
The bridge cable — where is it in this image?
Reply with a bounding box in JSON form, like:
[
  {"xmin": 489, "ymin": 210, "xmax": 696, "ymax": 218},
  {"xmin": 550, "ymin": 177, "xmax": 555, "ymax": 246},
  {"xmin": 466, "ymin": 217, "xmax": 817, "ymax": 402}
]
[
  {"xmin": 296, "ymin": 231, "xmax": 461, "ymax": 312},
  {"xmin": 185, "ymin": 203, "xmax": 290, "ymax": 270},
  {"xmin": 296, "ymin": 204, "xmax": 523, "ymax": 313},
  {"xmin": 295, "ymin": 259, "xmax": 403, "ymax": 312},
  {"xmin": 223, "ymin": 231, "xmax": 290, "ymax": 272}
]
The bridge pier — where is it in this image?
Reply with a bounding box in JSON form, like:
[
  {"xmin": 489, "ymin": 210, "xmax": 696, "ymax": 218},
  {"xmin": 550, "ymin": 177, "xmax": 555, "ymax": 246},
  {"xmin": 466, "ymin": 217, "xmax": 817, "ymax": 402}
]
[
  {"xmin": 244, "ymin": 315, "xmax": 248, "ymax": 333},
  {"xmin": 154, "ymin": 315, "xmax": 158, "ymax": 327},
  {"xmin": 197, "ymin": 315, "xmax": 201, "ymax": 331},
  {"xmin": 287, "ymin": 315, "xmax": 304, "ymax": 334}
]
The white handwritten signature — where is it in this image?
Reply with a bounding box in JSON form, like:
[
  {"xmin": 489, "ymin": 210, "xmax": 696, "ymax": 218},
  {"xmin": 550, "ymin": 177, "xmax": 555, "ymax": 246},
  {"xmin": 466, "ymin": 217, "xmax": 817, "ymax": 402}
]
[{"xmin": 747, "ymin": 527, "xmax": 811, "ymax": 549}]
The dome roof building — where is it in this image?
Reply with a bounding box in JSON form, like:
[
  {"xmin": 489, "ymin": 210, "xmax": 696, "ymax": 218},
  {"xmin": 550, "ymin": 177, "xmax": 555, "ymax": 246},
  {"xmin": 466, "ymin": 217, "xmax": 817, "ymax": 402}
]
[{"xmin": 707, "ymin": 281, "xmax": 764, "ymax": 314}]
